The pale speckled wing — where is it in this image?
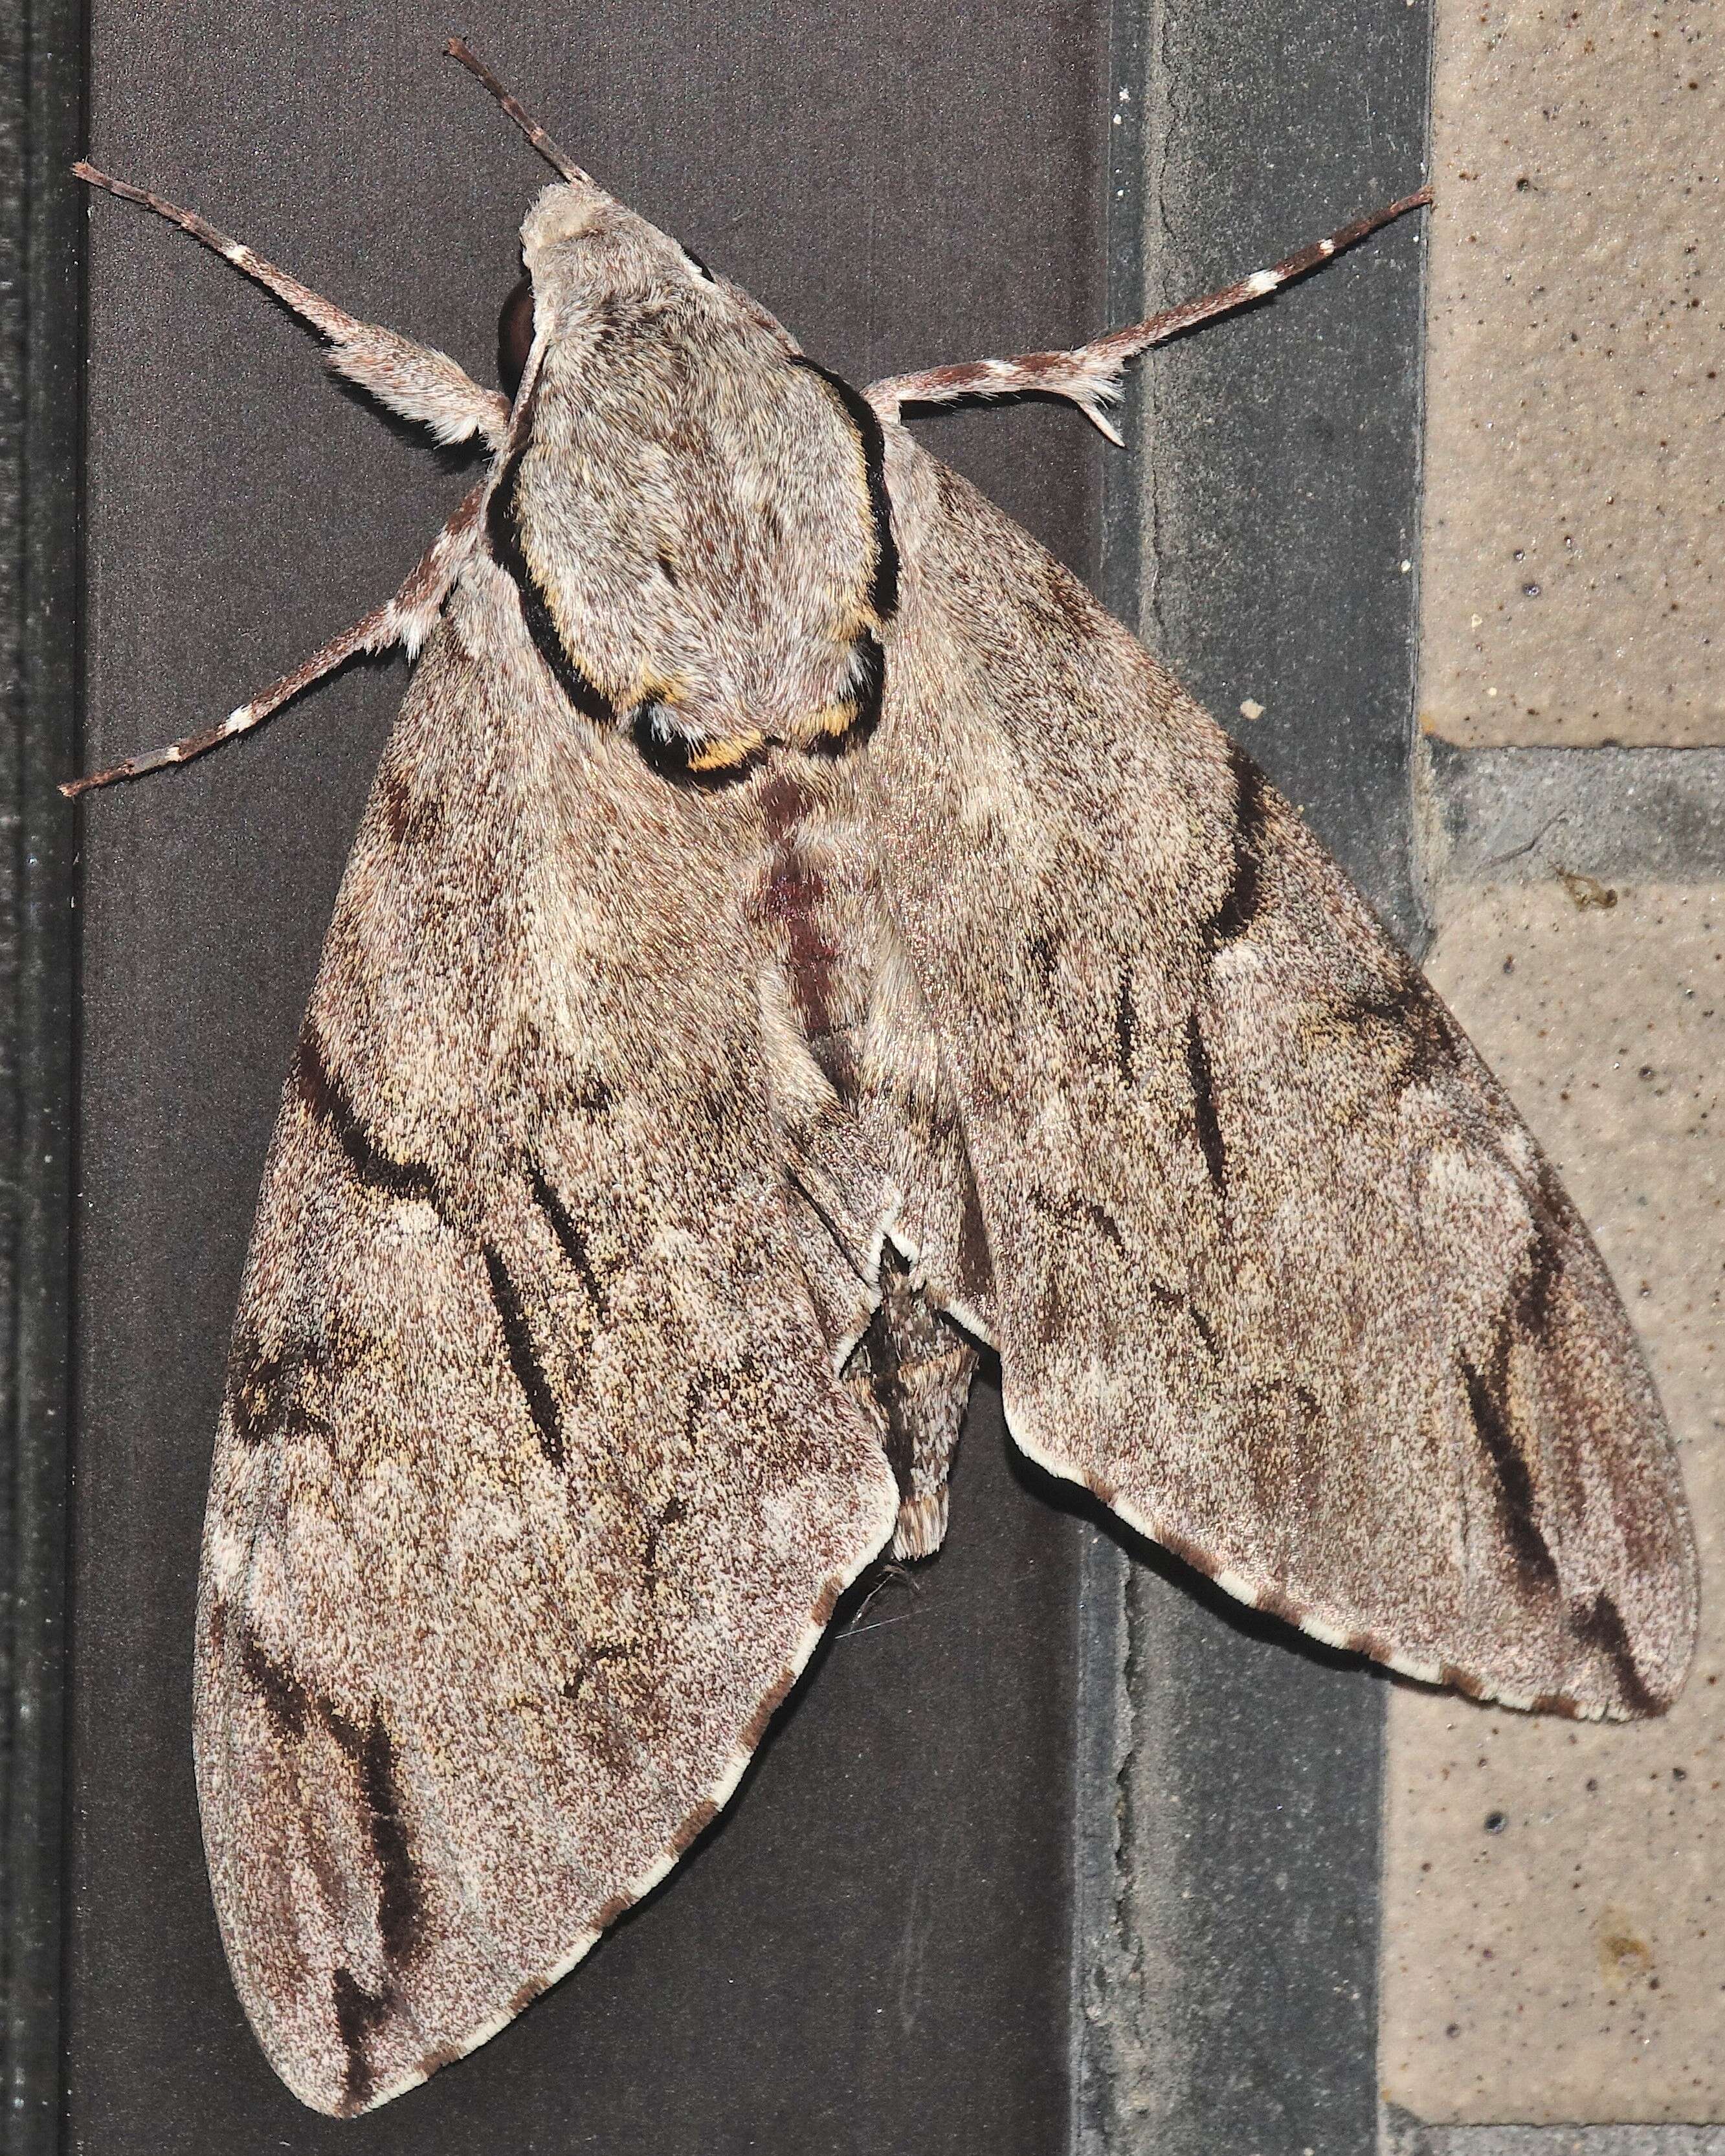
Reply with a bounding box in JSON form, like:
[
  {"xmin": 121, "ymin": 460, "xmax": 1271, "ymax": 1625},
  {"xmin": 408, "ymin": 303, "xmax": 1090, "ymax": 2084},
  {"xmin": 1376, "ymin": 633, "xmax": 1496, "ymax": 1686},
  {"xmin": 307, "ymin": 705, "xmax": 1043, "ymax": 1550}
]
[
  {"xmin": 194, "ymin": 557, "xmax": 898, "ymax": 2117},
  {"xmin": 867, "ymin": 441, "xmax": 1697, "ymax": 1722}
]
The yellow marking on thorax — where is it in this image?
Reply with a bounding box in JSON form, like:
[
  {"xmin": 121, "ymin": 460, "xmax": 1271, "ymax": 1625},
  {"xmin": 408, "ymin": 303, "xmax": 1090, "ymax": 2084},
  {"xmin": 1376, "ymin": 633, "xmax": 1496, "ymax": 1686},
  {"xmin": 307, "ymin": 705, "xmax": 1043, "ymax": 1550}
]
[
  {"xmin": 685, "ymin": 728, "xmax": 766, "ymax": 773},
  {"xmin": 832, "ymin": 603, "xmax": 882, "ymax": 643}
]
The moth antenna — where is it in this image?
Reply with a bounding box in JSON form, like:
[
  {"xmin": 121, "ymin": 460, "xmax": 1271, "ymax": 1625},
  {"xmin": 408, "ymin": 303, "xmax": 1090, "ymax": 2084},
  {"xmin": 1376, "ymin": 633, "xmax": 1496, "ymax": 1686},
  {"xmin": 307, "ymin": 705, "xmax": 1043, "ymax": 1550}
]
[
  {"xmin": 1093, "ymin": 186, "xmax": 1434, "ymax": 361},
  {"xmin": 444, "ymin": 38, "xmax": 595, "ymax": 188},
  {"xmin": 72, "ymin": 161, "xmax": 509, "ymax": 447},
  {"xmin": 61, "ymin": 483, "xmax": 489, "ymax": 799},
  {"xmin": 867, "ymin": 186, "xmax": 1433, "ymax": 427}
]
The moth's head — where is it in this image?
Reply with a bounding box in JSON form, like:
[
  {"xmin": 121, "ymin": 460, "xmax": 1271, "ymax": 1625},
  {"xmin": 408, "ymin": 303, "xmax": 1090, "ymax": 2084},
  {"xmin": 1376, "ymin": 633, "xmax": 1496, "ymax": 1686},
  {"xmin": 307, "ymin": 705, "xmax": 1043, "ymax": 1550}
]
[
  {"xmin": 485, "ymin": 179, "xmax": 896, "ymax": 788},
  {"xmin": 497, "ymin": 181, "xmax": 786, "ymax": 400}
]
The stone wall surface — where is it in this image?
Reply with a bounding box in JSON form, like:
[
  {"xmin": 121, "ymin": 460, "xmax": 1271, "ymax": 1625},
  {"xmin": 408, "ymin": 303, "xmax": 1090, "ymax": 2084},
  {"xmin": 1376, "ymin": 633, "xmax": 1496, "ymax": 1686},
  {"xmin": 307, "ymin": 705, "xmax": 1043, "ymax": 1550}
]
[
  {"xmin": 1382, "ymin": 0, "xmax": 1723, "ymax": 2140},
  {"xmin": 1419, "ymin": 1, "xmax": 1720, "ymax": 748}
]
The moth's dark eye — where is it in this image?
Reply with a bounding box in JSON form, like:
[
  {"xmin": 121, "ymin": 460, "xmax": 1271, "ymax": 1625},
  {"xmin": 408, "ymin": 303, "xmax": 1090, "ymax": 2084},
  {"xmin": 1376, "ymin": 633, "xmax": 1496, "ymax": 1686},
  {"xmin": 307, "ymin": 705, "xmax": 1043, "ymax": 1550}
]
[{"xmin": 498, "ymin": 274, "xmax": 534, "ymax": 399}]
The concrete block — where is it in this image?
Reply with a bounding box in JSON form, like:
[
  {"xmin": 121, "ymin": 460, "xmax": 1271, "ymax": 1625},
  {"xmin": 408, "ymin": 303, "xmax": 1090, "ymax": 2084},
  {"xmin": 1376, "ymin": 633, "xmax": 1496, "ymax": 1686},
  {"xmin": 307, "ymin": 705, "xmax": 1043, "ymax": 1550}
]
[
  {"xmin": 1418, "ymin": 3, "xmax": 1721, "ymax": 748},
  {"xmin": 1381, "ymin": 880, "xmax": 1725, "ymax": 2122}
]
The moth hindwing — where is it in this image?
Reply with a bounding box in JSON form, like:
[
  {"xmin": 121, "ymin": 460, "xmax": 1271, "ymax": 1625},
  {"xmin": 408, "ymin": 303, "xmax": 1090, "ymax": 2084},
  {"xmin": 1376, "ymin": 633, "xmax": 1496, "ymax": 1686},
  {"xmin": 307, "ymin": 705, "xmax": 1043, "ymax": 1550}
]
[{"xmin": 74, "ymin": 50, "xmax": 1692, "ymax": 2120}]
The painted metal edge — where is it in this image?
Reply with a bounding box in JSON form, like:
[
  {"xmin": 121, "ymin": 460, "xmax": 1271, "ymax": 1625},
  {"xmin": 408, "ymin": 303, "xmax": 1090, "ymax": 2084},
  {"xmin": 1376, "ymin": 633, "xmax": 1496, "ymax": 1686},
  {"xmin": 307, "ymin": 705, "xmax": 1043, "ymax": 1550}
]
[
  {"xmin": 1076, "ymin": 0, "xmax": 1434, "ymax": 2148},
  {"xmin": 3, "ymin": 0, "xmax": 84, "ymax": 2149}
]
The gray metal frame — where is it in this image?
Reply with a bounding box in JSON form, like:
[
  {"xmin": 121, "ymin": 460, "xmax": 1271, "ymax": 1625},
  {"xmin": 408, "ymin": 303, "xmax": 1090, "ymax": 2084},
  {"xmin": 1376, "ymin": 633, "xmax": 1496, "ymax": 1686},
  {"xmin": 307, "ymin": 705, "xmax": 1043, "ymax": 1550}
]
[
  {"xmin": 1078, "ymin": 5, "xmax": 1432, "ymax": 2151},
  {"xmin": 2, "ymin": 1, "xmax": 81, "ymax": 2150}
]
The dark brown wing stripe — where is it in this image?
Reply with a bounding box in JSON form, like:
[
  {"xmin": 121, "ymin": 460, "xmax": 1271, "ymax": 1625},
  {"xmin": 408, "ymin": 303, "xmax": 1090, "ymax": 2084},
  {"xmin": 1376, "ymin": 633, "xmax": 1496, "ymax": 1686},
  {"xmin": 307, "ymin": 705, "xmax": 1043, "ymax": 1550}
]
[
  {"xmin": 358, "ymin": 1712, "xmax": 430, "ymax": 1972},
  {"xmin": 1460, "ymin": 1353, "xmax": 1559, "ymax": 1592},
  {"xmin": 239, "ymin": 1625, "xmax": 313, "ymax": 1742},
  {"xmin": 331, "ymin": 1968, "xmax": 392, "ymax": 2117},
  {"xmin": 227, "ymin": 1332, "xmax": 331, "ymax": 1450},
  {"xmin": 1185, "ymin": 1015, "xmax": 1228, "ymax": 1189},
  {"xmin": 295, "ymin": 1035, "xmax": 572, "ymax": 1472},
  {"xmin": 1203, "ymin": 744, "xmax": 1267, "ymax": 951},
  {"xmin": 1340, "ymin": 972, "xmax": 1458, "ymax": 1095},
  {"xmin": 1570, "ymin": 1590, "xmax": 1660, "ymax": 1717},
  {"xmin": 480, "ymin": 1243, "xmax": 566, "ymax": 1467},
  {"xmin": 529, "ymin": 1162, "xmax": 608, "ymax": 1313},
  {"xmin": 1114, "ymin": 966, "xmax": 1136, "ymax": 1085}
]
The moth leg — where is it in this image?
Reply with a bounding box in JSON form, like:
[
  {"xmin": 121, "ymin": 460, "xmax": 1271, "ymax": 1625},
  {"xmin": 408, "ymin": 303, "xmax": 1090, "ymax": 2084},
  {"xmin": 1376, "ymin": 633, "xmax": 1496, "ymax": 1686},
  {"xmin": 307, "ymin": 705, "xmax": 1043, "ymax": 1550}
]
[
  {"xmin": 845, "ymin": 1247, "xmax": 979, "ymax": 1561},
  {"xmin": 865, "ymin": 184, "xmax": 1432, "ymax": 441},
  {"xmin": 74, "ymin": 162, "xmax": 511, "ymax": 450},
  {"xmin": 62, "ymin": 483, "xmax": 487, "ymax": 797}
]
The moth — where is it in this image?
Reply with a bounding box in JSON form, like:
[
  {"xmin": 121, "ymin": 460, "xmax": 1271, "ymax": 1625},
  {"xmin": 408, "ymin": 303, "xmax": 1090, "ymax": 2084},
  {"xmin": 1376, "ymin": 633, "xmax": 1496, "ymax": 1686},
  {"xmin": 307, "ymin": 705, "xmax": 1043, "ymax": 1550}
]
[{"xmin": 71, "ymin": 43, "xmax": 1697, "ymax": 2122}]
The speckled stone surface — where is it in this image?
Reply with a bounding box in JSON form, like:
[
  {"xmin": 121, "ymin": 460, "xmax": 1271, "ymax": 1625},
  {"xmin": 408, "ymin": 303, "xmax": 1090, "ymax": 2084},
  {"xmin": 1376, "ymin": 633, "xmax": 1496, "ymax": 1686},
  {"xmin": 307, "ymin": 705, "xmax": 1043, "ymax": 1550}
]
[
  {"xmin": 1380, "ymin": 880, "xmax": 1725, "ymax": 2123},
  {"xmin": 1387, "ymin": 2121, "xmax": 1725, "ymax": 2153},
  {"xmin": 1418, "ymin": 1, "xmax": 1721, "ymax": 748}
]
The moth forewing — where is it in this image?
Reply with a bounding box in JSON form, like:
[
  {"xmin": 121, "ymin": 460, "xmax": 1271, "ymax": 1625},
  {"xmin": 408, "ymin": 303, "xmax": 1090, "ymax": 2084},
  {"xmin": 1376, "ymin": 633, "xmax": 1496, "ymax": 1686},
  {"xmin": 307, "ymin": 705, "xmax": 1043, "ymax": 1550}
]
[{"xmin": 74, "ymin": 46, "xmax": 1693, "ymax": 2120}]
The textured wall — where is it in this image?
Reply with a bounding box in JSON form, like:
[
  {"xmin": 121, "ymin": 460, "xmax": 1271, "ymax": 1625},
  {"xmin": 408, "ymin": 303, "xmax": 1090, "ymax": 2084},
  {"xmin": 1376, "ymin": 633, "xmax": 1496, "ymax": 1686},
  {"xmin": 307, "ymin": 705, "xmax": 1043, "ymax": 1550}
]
[
  {"xmin": 1418, "ymin": 1, "xmax": 1720, "ymax": 749},
  {"xmin": 1383, "ymin": 0, "xmax": 1724, "ymax": 2135}
]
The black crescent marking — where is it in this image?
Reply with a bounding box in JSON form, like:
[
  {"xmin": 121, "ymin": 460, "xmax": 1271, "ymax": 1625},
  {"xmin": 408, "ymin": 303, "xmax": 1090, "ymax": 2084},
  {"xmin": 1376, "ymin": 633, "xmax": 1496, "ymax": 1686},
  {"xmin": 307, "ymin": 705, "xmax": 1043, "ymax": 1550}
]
[
  {"xmin": 791, "ymin": 355, "xmax": 900, "ymax": 621},
  {"xmin": 629, "ymin": 702, "xmax": 766, "ymax": 792},
  {"xmin": 487, "ymin": 449, "xmax": 618, "ymax": 726},
  {"xmin": 805, "ymin": 630, "xmax": 885, "ymax": 761},
  {"xmin": 296, "ymin": 1027, "xmax": 447, "ymax": 1216}
]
